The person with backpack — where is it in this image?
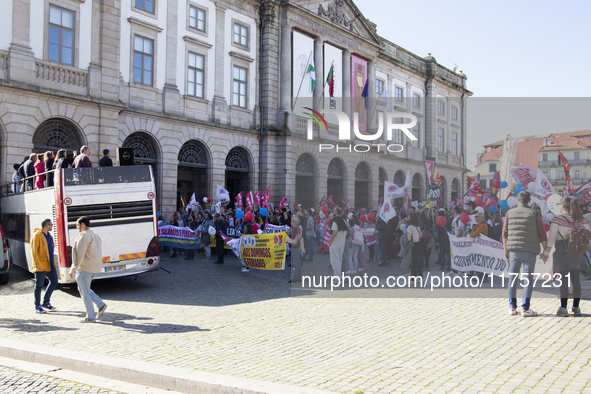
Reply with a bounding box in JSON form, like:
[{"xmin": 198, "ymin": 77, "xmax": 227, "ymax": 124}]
[
  {"xmin": 502, "ymin": 191, "xmax": 547, "ymax": 317},
  {"xmin": 541, "ymin": 197, "xmax": 591, "ymax": 316}
]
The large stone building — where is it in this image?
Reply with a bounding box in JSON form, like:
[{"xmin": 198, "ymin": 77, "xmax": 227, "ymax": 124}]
[{"xmin": 0, "ymin": 0, "xmax": 471, "ymax": 215}]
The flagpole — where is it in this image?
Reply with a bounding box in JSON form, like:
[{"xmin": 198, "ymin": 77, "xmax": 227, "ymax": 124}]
[
  {"xmin": 292, "ymin": 50, "xmax": 313, "ymax": 111},
  {"xmin": 367, "ymin": 88, "xmax": 386, "ymax": 133}
]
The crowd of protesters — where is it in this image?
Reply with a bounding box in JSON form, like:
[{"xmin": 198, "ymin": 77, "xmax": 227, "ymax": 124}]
[
  {"xmin": 11, "ymin": 147, "xmax": 113, "ymax": 193},
  {"xmin": 160, "ymin": 190, "xmax": 590, "ymax": 317}
]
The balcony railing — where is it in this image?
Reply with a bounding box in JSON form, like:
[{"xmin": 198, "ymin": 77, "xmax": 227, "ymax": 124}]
[
  {"xmin": 35, "ymin": 60, "xmax": 88, "ymax": 88},
  {"xmin": 539, "ymin": 159, "xmax": 591, "ymax": 166}
]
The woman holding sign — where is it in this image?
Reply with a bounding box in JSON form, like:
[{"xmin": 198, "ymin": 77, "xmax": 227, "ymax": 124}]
[{"xmin": 287, "ymin": 217, "xmax": 303, "ymax": 283}]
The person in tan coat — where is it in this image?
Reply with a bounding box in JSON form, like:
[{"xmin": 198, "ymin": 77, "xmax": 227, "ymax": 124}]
[
  {"xmin": 31, "ymin": 219, "xmax": 57, "ymax": 314},
  {"xmin": 69, "ymin": 216, "xmax": 106, "ymax": 323}
]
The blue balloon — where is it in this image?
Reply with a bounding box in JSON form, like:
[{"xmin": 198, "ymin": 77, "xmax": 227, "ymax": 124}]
[
  {"xmin": 499, "ymin": 200, "xmax": 509, "ymax": 211},
  {"xmin": 236, "ymin": 209, "xmax": 243, "ymax": 219},
  {"xmin": 157, "ymin": 211, "xmax": 161, "ymax": 217},
  {"xmin": 500, "ymin": 181, "xmax": 508, "ymax": 189},
  {"xmin": 260, "ymin": 208, "xmax": 268, "ymax": 216},
  {"xmin": 489, "ymin": 205, "xmax": 498, "ymax": 213},
  {"xmin": 514, "ymin": 184, "xmax": 524, "ymax": 194}
]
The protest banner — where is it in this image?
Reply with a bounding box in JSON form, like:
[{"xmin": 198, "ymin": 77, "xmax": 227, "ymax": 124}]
[
  {"xmin": 240, "ymin": 233, "xmax": 287, "ymax": 270},
  {"xmin": 509, "ymin": 166, "xmax": 537, "ymax": 187},
  {"xmin": 322, "ymin": 224, "xmax": 331, "ymax": 251},
  {"xmin": 158, "ymin": 225, "xmax": 201, "ymax": 249},
  {"xmin": 449, "ymin": 233, "xmax": 508, "ymax": 276}
]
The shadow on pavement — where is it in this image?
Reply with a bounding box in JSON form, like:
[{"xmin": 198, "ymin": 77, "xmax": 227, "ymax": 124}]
[
  {"xmin": 98, "ymin": 312, "xmax": 211, "ymax": 334},
  {"xmin": 0, "ymin": 318, "xmax": 78, "ymax": 332}
]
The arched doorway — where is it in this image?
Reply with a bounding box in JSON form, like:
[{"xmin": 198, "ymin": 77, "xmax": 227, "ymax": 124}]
[
  {"xmin": 33, "ymin": 118, "xmax": 84, "ymax": 154},
  {"xmin": 122, "ymin": 131, "xmax": 160, "ymax": 202},
  {"xmin": 378, "ymin": 167, "xmax": 387, "ymax": 200},
  {"xmin": 451, "ymin": 178, "xmax": 460, "ymax": 202},
  {"xmin": 355, "ymin": 162, "xmax": 370, "ymax": 209},
  {"xmin": 177, "ymin": 140, "xmax": 209, "ymax": 210},
  {"xmin": 440, "ymin": 175, "xmax": 448, "ymax": 207},
  {"xmin": 412, "ymin": 173, "xmax": 422, "ymax": 202},
  {"xmin": 327, "ymin": 158, "xmax": 345, "ymax": 209},
  {"xmin": 296, "ymin": 154, "xmax": 316, "ymax": 210},
  {"xmin": 225, "ymin": 147, "xmax": 251, "ymax": 207}
]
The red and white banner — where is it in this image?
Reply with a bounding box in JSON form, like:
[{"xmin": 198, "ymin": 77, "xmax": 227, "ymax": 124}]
[
  {"xmin": 255, "ymin": 190, "xmax": 261, "ymax": 206},
  {"xmin": 509, "ymin": 166, "xmax": 537, "ymax": 187},
  {"xmin": 449, "ymin": 233, "xmax": 508, "ymax": 276},
  {"xmin": 558, "ymin": 150, "xmax": 575, "ymax": 194},
  {"xmin": 425, "ymin": 157, "xmax": 441, "ymax": 199},
  {"xmin": 279, "ymin": 195, "xmax": 288, "ymax": 208},
  {"xmin": 572, "ymin": 179, "xmax": 591, "ymax": 199},
  {"xmin": 235, "ymin": 191, "xmax": 243, "ymax": 209},
  {"xmin": 246, "ymin": 191, "xmax": 254, "ymax": 212}
]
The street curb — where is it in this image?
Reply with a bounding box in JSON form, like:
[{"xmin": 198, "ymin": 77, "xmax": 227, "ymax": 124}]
[{"xmin": 0, "ymin": 339, "xmax": 333, "ymax": 394}]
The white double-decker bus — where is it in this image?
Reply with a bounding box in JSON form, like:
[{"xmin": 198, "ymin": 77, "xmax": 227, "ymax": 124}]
[{"xmin": 1, "ymin": 165, "xmax": 160, "ymax": 284}]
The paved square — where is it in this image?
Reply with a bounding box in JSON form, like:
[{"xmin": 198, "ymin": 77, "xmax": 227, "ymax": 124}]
[{"xmin": 1, "ymin": 249, "xmax": 590, "ymax": 393}]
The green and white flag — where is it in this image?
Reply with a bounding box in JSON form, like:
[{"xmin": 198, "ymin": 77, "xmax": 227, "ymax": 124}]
[{"xmin": 306, "ymin": 59, "xmax": 316, "ymax": 93}]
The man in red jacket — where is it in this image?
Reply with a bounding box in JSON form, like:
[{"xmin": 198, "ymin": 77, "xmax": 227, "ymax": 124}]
[{"xmin": 73, "ymin": 146, "xmax": 92, "ymax": 168}]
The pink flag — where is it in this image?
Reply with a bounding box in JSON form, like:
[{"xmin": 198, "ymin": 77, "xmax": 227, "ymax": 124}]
[{"xmin": 262, "ymin": 186, "xmax": 271, "ymax": 208}]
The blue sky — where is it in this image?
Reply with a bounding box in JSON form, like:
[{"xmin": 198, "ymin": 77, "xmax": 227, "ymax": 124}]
[{"xmin": 359, "ymin": 0, "xmax": 591, "ymax": 169}]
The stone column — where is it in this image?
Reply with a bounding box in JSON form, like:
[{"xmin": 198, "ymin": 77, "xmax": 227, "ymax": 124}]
[
  {"xmin": 313, "ymin": 37, "xmax": 323, "ymax": 110},
  {"xmin": 367, "ymin": 59, "xmax": 376, "ymax": 133},
  {"xmin": 8, "ymin": 0, "xmax": 35, "ymax": 84},
  {"xmin": 212, "ymin": 3, "xmax": 228, "ymax": 124},
  {"xmin": 99, "ymin": 0, "xmax": 121, "ymax": 102},
  {"xmin": 163, "ymin": 0, "xmax": 180, "ymax": 115},
  {"xmin": 342, "ymin": 49, "xmax": 351, "ymax": 123},
  {"xmin": 88, "ymin": 0, "xmax": 102, "ymax": 98},
  {"xmin": 279, "ymin": 22, "xmax": 292, "ymax": 127}
]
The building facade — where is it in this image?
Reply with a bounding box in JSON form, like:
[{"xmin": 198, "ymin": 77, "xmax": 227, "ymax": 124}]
[
  {"xmin": 477, "ymin": 130, "xmax": 591, "ymax": 193},
  {"xmin": 0, "ymin": 0, "xmax": 470, "ymax": 215}
]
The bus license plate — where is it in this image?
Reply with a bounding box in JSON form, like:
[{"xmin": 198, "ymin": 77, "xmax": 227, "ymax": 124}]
[{"xmin": 105, "ymin": 265, "xmax": 125, "ymax": 273}]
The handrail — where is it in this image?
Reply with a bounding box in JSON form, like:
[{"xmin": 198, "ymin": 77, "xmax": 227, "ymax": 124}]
[{"xmin": 1, "ymin": 168, "xmax": 58, "ymax": 197}]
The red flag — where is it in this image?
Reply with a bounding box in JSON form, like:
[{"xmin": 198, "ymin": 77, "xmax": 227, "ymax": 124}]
[
  {"xmin": 319, "ymin": 195, "xmax": 327, "ymax": 207},
  {"xmin": 255, "ymin": 191, "xmax": 261, "ymax": 207},
  {"xmin": 280, "ymin": 195, "xmax": 288, "ymax": 208},
  {"xmin": 558, "ymin": 150, "xmax": 575, "ymax": 194},
  {"xmin": 262, "ymin": 186, "xmax": 271, "ymax": 208},
  {"xmin": 327, "ymin": 195, "xmax": 335, "ymax": 208},
  {"xmin": 246, "ymin": 191, "xmax": 254, "ymax": 211},
  {"xmin": 235, "ymin": 191, "xmax": 243, "ymax": 209}
]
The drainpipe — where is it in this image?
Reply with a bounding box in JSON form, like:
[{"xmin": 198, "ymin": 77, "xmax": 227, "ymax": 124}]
[{"xmin": 258, "ymin": 3, "xmax": 265, "ymax": 191}]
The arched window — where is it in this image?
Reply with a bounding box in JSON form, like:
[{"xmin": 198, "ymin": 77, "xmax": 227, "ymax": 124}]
[
  {"xmin": 355, "ymin": 162, "xmax": 371, "ymax": 209},
  {"xmin": 178, "ymin": 140, "xmax": 209, "ymax": 210},
  {"xmin": 225, "ymin": 147, "xmax": 251, "ymax": 206},
  {"xmin": 394, "ymin": 170, "xmax": 405, "ymax": 187},
  {"xmin": 33, "ymin": 118, "xmax": 84, "ymax": 152},
  {"xmin": 296, "ymin": 154, "xmax": 317, "ymax": 209},
  {"xmin": 122, "ymin": 132, "xmax": 160, "ymax": 203}
]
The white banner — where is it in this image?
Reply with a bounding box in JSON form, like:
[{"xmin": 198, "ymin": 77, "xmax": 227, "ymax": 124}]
[
  {"xmin": 378, "ymin": 200, "xmax": 397, "ymax": 222},
  {"xmin": 384, "ymin": 181, "xmax": 406, "ymax": 200},
  {"xmin": 534, "ymin": 170, "xmax": 557, "ymax": 197},
  {"xmin": 509, "ymin": 166, "xmax": 537, "ymax": 186},
  {"xmin": 292, "ymin": 31, "xmax": 314, "ymax": 116},
  {"xmin": 449, "ymin": 233, "xmax": 509, "ymax": 276}
]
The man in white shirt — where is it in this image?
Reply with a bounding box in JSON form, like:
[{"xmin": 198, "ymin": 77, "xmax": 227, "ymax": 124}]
[
  {"xmin": 69, "ymin": 216, "xmax": 107, "ymax": 323},
  {"xmin": 11, "ymin": 164, "xmax": 21, "ymax": 194}
]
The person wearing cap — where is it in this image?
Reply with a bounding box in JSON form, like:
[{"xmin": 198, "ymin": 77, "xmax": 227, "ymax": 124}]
[
  {"xmin": 469, "ymin": 207, "xmax": 488, "ymax": 238},
  {"xmin": 502, "ymin": 191, "xmax": 547, "ymax": 317}
]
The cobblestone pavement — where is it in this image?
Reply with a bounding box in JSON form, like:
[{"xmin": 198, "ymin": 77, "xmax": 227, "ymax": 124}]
[
  {"xmin": 1, "ymin": 246, "xmax": 591, "ymax": 393},
  {"xmin": 0, "ymin": 365, "xmax": 123, "ymax": 393}
]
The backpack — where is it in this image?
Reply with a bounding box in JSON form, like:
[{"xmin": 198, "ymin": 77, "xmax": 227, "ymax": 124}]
[
  {"xmin": 486, "ymin": 224, "xmax": 501, "ymax": 242},
  {"xmin": 559, "ymin": 225, "xmax": 591, "ymax": 255}
]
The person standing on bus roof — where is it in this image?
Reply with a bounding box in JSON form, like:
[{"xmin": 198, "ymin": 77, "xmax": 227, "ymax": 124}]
[
  {"xmin": 23, "ymin": 153, "xmax": 37, "ymax": 191},
  {"xmin": 45, "ymin": 151, "xmax": 55, "ymax": 187},
  {"xmin": 31, "ymin": 219, "xmax": 58, "ymax": 314},
  {"xmin": 69, "ymin": 216, "xmax": 107, "ymax": 323},
  {"xmin": 99, "ymin": 149, "xmax": 113, "ymax": 167},
  {"xmin": 73, "ymin": 146, "xmax": 92, "ymax": 168},
  {"xmin": 12, "ymin": 164, "xmax": 21, "ymax": 194},
  {"xmin": 34, "ymin": 153, "xmax": 45, "ymax": 190}
]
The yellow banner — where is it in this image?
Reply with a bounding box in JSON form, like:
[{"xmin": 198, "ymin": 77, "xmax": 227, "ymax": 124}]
[{"xmin": 240, "ymin": 232, "xmax": 287, "ymax": 270}]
